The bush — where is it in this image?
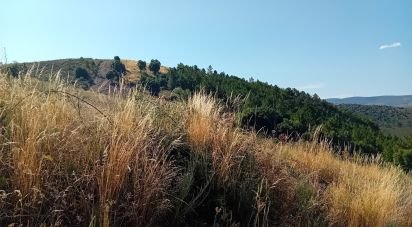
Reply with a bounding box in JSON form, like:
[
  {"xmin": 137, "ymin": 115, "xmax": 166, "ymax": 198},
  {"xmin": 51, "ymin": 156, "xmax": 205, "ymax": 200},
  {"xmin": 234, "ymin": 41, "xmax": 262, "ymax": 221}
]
[
  {"xmin": 74, "ymin": 67, "xmax": 94, "ymax": 89},
  {"xmin": 5, "ymin": 64, "xmax": 19, "ymax": 77},
  {"xmin": 106, "ymin": 70, "xmax": 119, "ymax": 81}
]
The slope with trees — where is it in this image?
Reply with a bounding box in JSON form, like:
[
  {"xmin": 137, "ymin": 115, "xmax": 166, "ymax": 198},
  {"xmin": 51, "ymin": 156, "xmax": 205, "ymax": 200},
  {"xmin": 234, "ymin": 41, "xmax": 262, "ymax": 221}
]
[
  {"xmin": 338, "ymin": 104, "xmax": 412, "ymax": 137},
  {"xmin": 135, "ymin": 63, "xmax": 411, "ymax": 169}
]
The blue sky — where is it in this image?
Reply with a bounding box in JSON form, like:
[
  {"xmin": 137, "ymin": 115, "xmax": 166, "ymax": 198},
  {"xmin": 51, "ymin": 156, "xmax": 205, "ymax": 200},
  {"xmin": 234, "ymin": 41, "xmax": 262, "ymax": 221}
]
[{"xmin": 1, "ymin": 0, "xmax": 411, "ymax": 98}]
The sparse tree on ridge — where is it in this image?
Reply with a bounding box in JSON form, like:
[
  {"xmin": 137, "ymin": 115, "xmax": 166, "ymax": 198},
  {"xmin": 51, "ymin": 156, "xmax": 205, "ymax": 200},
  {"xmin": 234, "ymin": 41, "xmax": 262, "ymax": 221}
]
[
  {"xmin": 149, "ymin": 59, "xmax": 161, "ymax": 75},
  {"xmin": 112, "ymin": 56, "xmax": 126, "ymax": 75},
  {"xmin": 106, "ymin": 56, "xmax": 126, "ymax": 83},
  {"xmin": 137, "ymin": 60, "xmax": 146, "ymax": 71}
]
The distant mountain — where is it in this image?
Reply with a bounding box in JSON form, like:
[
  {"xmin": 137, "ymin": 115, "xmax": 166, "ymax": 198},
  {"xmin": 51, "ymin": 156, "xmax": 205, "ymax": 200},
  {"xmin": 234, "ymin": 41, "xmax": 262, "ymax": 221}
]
[{"xmin": 327, "ymin": 95, "xmax": 412, "ymax": 107}]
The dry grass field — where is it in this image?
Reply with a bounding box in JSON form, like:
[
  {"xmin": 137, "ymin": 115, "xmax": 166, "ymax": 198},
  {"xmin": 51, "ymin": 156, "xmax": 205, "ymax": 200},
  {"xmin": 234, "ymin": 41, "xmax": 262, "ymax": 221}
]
[{"xmin": 0, "ymin": 72, "xmax": 411, "ymax": 226}]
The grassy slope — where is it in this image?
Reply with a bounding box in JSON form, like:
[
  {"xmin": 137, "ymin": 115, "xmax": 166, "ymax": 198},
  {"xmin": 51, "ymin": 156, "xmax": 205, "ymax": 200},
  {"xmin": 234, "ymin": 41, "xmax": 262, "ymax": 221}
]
[
  {"xmin": 338, "ymin": 104, "xmax": 412, "ymax": 137},
  {"xmin": 0, "ymin": 58, "xmax": 168, "ymax": 88},
  {"xmin": 0, "ymin": 73, "xmax": 411, "ymax": 226}
]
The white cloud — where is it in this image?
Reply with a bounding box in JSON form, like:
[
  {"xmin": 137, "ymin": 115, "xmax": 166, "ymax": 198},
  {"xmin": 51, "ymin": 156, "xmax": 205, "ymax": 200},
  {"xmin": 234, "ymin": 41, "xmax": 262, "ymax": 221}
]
[
  {"xmin": 297, "ymin": 83, "xmax": 325, "ymax": 90},
  {"xmin": 379, "ymin": 42, "xmax": 401, "ymax": 50}
]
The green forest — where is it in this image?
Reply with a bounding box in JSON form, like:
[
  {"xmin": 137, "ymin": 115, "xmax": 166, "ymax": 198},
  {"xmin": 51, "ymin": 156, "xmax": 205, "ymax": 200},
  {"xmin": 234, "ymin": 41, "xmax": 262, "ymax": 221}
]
[
  {"xmin": 134, "ymin": 61, "xmax": 412, "ymax": 170},
  {"xmin": 338, "ymin": 104, "xmax": 412, "ymax": 137}
]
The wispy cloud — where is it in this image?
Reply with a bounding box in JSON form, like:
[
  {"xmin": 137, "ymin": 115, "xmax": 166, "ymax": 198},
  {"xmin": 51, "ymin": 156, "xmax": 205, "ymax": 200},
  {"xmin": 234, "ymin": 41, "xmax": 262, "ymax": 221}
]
[
  {"xmin": 379, "ymin": 42, "xmax": 401, "ymax": 50},
  {"xmin": 297, "ymin": 83, "xmax": 325, "ymax": 90}
]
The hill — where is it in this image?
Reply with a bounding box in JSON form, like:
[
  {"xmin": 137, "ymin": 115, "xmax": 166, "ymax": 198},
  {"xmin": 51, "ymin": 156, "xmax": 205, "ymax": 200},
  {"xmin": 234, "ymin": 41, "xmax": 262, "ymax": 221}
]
[
  {"xmin": 327, "ymin": 95, "xmax": 412, "ymax": 107},
  {"xmin": 338, "ymin": 104, "xmax": 412, "ymax": 137},
  {"xmin": 2, "ymin": 58, "xmax": 411, "ymax": 169},
  {"xmin": 0, "ymin": 58, "xmax": 168, "ymax": 89},
  {"xmin": 0, "ymin": 72, "xmax": 411, "ymax": 226}
]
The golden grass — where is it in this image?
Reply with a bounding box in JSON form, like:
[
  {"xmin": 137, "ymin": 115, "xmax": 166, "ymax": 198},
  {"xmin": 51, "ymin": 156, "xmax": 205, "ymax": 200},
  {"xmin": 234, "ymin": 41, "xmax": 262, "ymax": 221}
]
[
  {"xmin": 186, "ymin": 92, "xmax": 253, "ymax": 186},
  {"xmin": 122, "ymin": 59, "xmax": 169, "ymax": 83},
  {"xmin": 266, "ymin": 141, "xmax": 412, "ymax": 227},
  {"xmin": 0, "ymin": 72, "xmax": 411, "ymax": 226},
  {"xmin": 186, "ymin": 92, "xmax": 220, "ymax": 152},
  {"xmin": 0, "ymin": 73, "xmax": 176, "ymax": 226}
]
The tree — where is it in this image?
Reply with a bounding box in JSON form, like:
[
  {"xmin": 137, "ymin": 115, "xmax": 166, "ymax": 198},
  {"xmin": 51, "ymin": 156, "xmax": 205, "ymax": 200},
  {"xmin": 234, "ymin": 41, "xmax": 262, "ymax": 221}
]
[
  {"xmin": 147, "ymin": 79, "xmax": 161, "ymax": 96},
  {"xmin": 167, "ymin": 69, "xmax": 177, "ymax": 90},
  {"xmin": 112, "ymin": 56, "xmax": 126, "ymax": 76},
  {"xmin": 137, "ymin": 60, "xmax": 146, "ymax": 71},
  {"xmin": 139, "ymin": 73, "xmax": 160, "ymax": 96},
  {"xmin": 207, "ymin": 65, "xmax": 213, "ymax": 75},
  {"xmin": 149, "ymin": 59, "xmax": 161, "ymax": 75},
  {"xmin": 106, "ymin": 56, "xmax": 126, "ymax": 84}
]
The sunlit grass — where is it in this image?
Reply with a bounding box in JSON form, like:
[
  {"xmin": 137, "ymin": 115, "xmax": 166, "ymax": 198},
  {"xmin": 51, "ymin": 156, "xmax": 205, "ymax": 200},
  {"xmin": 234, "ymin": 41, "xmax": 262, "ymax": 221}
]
[{"xmin": 0, "ymin": 71, "xmax": 410, "ymax": 226}]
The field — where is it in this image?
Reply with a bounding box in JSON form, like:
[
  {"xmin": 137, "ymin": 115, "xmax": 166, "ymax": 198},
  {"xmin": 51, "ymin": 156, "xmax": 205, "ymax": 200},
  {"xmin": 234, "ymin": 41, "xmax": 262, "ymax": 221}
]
[{"xmin": 0, "ymin": 72, "xmax": 411, "ymax": 226}]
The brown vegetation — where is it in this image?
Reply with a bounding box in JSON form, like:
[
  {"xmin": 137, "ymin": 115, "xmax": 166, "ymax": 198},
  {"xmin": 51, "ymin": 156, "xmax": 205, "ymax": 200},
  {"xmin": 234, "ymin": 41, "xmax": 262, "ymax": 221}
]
[{"xmin": 0, "ymin": 72, "xmax": 410, "ymax": 226}]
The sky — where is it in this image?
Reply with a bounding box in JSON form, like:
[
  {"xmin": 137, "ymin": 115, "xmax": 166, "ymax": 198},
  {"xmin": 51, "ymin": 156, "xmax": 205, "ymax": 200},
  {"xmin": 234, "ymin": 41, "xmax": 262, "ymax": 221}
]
[{"xmin": 1, "ymin": 0, "xmax": 411, "ymax": 98}]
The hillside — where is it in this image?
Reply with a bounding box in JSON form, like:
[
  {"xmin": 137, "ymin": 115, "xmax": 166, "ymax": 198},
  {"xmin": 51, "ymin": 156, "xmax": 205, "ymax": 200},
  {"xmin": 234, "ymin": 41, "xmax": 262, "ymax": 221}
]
[
  {"xmin": 327, "ymin": 95, "xmax": 412, "ymax": 107},
  {"xmin": 3, "ymin": 58, "xmax": 412, "ymax": 169},
  {"xmin": 0, "ymin": 72, "xmax": 411, "ymax": 226},
  {"xmin": 338, "ymin": 104, "xmax": 412, "ymax": 137},
  {"xmin": 0, "ymin": 58, "xmax": 168, "ymax": 89}
]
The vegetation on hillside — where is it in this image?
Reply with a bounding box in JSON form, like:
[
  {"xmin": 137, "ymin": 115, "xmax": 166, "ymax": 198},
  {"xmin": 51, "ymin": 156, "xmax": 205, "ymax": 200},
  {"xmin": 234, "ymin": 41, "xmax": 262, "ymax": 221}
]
[
  {"xmin": 0, "ymin": 72, "xmax": 411, "ymax": 226},
  {"xmin": 338, "ymin": 104, "xmax": 412, "ymax": 137},
  {"xmin": 134, "ymin": 62, "xmax": 412, "ymax": 169},
  {"xmin": 105, "ymin": 56, "xmax": 127, "ymax": 84},
  {"xmin": 1, "ymin": 58, "xmax": 102, "ymax": 89},
  {"xmin": 3, "ymin": 58, "xmax": 411, "ymax": 169}
]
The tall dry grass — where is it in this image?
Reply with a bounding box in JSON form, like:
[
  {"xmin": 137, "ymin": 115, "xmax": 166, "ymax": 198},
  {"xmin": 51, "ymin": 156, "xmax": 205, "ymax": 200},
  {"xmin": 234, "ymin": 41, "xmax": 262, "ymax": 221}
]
[
  {"xmin": 260, "ymin": 140, "xmax": 412, "ymax": 226},
  {"xmin": 0, "ymin": 71, "xmax": 411, "ymax": 226},
  {"xmin": 186, "ymin": 92, "xmax": 253, "ymax": 186},
  {"xmin": 0, "ymin": 73, "xmax": 176, "ymax": 226}
]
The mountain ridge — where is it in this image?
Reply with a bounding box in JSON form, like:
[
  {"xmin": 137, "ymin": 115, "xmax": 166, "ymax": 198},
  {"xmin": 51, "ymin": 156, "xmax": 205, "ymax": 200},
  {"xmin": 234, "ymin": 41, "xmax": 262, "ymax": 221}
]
[{"xmin": 327, "ymin": 95, "xmax": 412, "ymax": 107}]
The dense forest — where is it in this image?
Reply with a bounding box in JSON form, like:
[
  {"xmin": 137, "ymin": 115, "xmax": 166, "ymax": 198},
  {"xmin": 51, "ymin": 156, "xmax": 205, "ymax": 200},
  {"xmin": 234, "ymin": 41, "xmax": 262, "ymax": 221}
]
[
  {"xmin": 135, "ymin": 61, "xmax": 411, "ymax": 169},
  {"xmin": 2, "ymin": 58, "xmax": 411, "ymax": 170},
  {"xmin": 338, "ymin": 104, "xmax": 412, "ymax": 137}
]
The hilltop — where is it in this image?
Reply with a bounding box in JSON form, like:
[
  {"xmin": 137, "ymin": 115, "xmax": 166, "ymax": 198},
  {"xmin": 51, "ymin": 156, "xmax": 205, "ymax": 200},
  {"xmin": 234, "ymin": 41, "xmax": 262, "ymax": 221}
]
[
  {"xmin": 328, "ymin": 95, "xmax": 412, "ymax": 107},
  {"xmin": 0, "ymin": 72, "xmax": 411, "ymax": 226},
  {"xmin": 1, "ymin": 58, "xmax": 168, "ymax": 89}
]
